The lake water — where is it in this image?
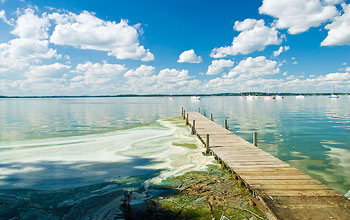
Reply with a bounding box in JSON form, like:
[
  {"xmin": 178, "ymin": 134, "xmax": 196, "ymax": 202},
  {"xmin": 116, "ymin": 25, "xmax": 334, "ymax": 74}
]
[{"xmin": 0, "ymin": 96, "xmax": 349, "ymax": 219}]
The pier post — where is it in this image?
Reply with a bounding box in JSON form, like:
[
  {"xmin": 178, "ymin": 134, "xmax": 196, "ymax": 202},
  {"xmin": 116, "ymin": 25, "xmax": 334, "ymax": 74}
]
[
  {"xmin": 181, "ymin": 107, "xmax": 184, "ymax": 117},
  {"xmin": 206, "ymin": 134, "xmax": 210, "ymax": 154},
  {"xmin": 225, "ymin": 119, "xmax": 228, "ymax": 129},
  {"xmin": 198, "ymin": 107, "xmax": 200, "ymax": 113},
  {"xmin": 210, "ymin": 114, "xmax": 213, "ymax": 121},
  {"xmin": 253, "ymin": 132, "xmax": 258, "ymax": 147},
  {"xmin": 192, "ymin": 120, "xmax": 196, "ymax": 135},
  {"xmin": 183, "ymin": 110, "xmax": 186, "ymax": 119},
  {"xmin": 186, "ymin": 113, "xmax": 189, "ymax": 125},
  {"xmin": 203, "ymin": 110, "xmax": 206, "ymax": 117}
]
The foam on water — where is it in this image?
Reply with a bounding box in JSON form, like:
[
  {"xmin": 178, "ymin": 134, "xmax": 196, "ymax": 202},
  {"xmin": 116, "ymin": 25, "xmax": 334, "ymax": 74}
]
[
  {"xmin": 0, "ymin": 119, "xmax": 212, "ymax": 190},
  {"xmin": 0, "ymin": 118, "xmax": 215, "ymax": 219}
]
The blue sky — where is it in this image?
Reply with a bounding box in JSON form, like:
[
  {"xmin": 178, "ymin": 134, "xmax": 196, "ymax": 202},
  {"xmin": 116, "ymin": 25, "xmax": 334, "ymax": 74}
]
[{"xmin": 0, "ymin": 0, "xmax": 349, "ymax": 95}]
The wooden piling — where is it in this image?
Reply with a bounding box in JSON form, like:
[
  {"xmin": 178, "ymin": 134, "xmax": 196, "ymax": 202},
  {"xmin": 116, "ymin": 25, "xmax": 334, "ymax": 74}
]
[
  {"xmin": 186, "ymin": 113, "xmax": 189, "ymax": 125},
  {"xmin": 206, "ymin": 134, "xmax": 209, "ymax": 154},
  {"xmin": 203, "ymin": 110, "xmax": 206, "ymax": 117},
  {"xmin": 210, "ymin": 114, "xmax": 213, "ymax": 121},
  {"xmin": 225, "ymin": 119, "xmax": 228, "ymax": 129},
  {"xmin": 192, "ymin": 120, "xmax": 196, "ymax": 135},
  {"xmin": 198, "ymin": 107, "xmax": 200, "ymax": 113},
  {"xmin": 181, "ymin": 107, "xmax": 184, "ymax": 117},
  {"xmin": 183, "ymin": 109, "xmax": 186, "ymax": 119},
  {"xmin": 253, "ymin": 131, "xmax": 257, "ymax": 147}
]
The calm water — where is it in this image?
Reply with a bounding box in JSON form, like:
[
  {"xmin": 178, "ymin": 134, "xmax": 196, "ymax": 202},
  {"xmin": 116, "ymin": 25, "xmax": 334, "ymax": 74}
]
[{"xmin": 0, "ymin": 96, "xmax": 349, "ymax": 219}]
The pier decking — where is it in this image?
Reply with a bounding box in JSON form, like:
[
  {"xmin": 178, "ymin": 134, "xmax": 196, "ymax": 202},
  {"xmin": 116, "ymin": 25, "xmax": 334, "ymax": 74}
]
[{"xmin": 186, "ymin": 112, "xmax": 350, "ymax": 220}]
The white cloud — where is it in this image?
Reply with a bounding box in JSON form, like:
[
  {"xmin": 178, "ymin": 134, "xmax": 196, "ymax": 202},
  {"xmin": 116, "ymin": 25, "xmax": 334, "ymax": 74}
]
[
  {"xmin": 177, "ymin": 49, "xmax": 202, "ymax": 63},
  {"xmin": 206, "ymin": 59, "xmax": 234, "ymax": 75},
  {"xmin": 323, "ymin": 0, "xmax": 345, "ymax": 5},
  {"xmin": 25, "ymin": 63, "xmax": 71, "ymax": 79},
  {"xmin": 74, "ymin": 62, "xmax": 127, "ymax": 76},
  {"xmin": 0, "ymin": 10, "xmax": 13, "ymax": 25},
  {"xmin": 321, "ymin": 4, "xmax": 350, "ymax": 46},
  {"xmin": 0, "ymin": 38, "xmax": 58, "ymax": 74},
  {"xmin": 293, "ymin": 61, "xmax": 298, "ymax": 64},
  {"xmin": 71, "ymin": 62, "xmax": 127, "ymax": 86},
  {"xmin": 124, "ymin": 67, "xmax": 201, "ymax": 93},
  {"xmin": 211, "ymin": 19, "xmax": 282, "ymax": 58},
  {"xmin": 124, "ymin": 65, "xmax": 155, "ymax": 77},
  {"xmin": 259, "ymin": 0, "xmax": 339, "ymax": 34},
  {"xmin": 11, "ymin": 8, "xmax": 50, "ymax": 40},
  {"xmin": 273, "ymin": 46, "xmax": 290, "ymax": 57},
  {"xmin": 226, "ymin": 56, "xmax": 280, "ymax": 79},
  {"xmin": 49, "ymin": 11, "xmax": 154, "ymax": 61}
]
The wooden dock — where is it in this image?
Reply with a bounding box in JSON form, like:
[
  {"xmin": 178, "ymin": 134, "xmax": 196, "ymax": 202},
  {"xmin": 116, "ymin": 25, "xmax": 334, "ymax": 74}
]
[{"xmin": 185, "ymin": 111, "xmax": 350, "ymax": 220}]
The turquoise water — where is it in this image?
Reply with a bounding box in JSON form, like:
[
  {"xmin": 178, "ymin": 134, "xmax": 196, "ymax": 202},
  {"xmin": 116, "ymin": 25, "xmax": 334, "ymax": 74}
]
[{"xmin": 0, "ymin": 96, "xmax": 349, "ymax": 219}]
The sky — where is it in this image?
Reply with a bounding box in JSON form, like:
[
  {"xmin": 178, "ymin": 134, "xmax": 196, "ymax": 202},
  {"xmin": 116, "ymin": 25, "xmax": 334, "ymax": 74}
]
[{"xmin": 0, "ymin": 0, "xmax": 350, "ymax": 95}]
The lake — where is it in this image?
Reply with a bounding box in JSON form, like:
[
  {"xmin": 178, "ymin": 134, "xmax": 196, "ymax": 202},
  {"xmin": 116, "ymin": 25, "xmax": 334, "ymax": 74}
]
[{"xmin": 0, "ymin": 96, "xmax": 349, "ymax": 219}]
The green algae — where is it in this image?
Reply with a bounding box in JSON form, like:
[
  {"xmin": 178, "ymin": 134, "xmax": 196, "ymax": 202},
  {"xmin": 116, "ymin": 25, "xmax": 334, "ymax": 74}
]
[
  {"xmin": 126, "ymin": 164, "xmax": 267, "ymax": 220},
  {"xmin": 163, "ymin": 117, "xmax": 183, "ymax": 122},
  {"xmin": 172, "ymin": 142, "xmax": 198, "ymax": 149}
]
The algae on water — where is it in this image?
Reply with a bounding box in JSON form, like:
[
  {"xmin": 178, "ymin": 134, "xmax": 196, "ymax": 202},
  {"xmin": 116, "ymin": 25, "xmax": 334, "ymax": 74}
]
[
  {"xmin": 172, "ymin": 142, "xmax": 197, "ymax": 149},
  {"xmin": 125, "ymin": 165, "xmax": 268, "ymax": 220}
]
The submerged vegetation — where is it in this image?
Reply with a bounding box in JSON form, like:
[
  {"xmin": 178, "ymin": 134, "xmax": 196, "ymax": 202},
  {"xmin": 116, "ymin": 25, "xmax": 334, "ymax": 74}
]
[{"xmin": 123, "ymin": 165, "xmax": 267, "ymax": 220}]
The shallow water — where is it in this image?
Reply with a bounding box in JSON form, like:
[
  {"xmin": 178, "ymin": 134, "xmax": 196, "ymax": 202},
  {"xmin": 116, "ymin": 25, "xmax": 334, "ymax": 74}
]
[{"xmin": 0, "ymin": 96, "xmax": 349, "ymax": 218}]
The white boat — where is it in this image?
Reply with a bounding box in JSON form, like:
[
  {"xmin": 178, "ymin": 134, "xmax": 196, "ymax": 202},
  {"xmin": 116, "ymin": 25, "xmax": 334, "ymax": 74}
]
[
  {"xmin": 263, "ymin": 96, "xmax": 275, "ymax": 100},
  {"xmin": 275, "ymin": 95, "xmax": 284, "ymax": 99},
  {"xmin": 296, "ymin": 95, "xmax": 306, "ymax": 99},
  {"xmin": 329, "ymin": 94, "xmax": 339, "ymax": 98},
  {"xmin": 169, "ymin": 96, "xmax": 175, "ymax": 100},
  {"xmin": 191, "ymin": 95, "xmax": 200, "ymax": 101},
  {"xmin": 246, "ymin": 95, "xmax": 254, "ymax": 100}
]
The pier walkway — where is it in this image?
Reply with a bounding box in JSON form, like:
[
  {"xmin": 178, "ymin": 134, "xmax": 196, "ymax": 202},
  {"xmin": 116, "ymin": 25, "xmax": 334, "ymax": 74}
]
[{"xmin": 185, "ymin": 111, "xmax": 350, "ymax": 220}]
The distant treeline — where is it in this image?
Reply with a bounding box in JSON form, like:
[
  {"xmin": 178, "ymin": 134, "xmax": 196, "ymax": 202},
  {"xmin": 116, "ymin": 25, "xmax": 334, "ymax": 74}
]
[{"xmin": 0, "ymin": 92, "xmax": 349, "ymax": 98}]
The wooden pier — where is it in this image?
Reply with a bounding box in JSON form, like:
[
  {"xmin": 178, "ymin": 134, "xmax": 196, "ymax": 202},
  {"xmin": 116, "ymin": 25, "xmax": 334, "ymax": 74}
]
[{"xmin": 184, "ymin": 111, "xmax": 350, "ymax": 220}]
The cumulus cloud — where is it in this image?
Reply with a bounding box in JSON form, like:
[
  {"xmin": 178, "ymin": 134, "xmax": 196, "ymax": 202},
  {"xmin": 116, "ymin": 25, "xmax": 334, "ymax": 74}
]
[
  {"xmin": 226, "ymin": 56, "xmax": 280, "ymax": 79},
  {"xmin": 0, "ymin": 8, "xmax": 59, "ymax": 75},
  {"xmin": 71, "ymin": 62, "xmax": 127, "ymax": 86},
  {"xmin": 206, "ymin": 59, "xmax": 234, "ymax": 75},
  {"xmin": 273, "ymin": 46, "xmax": 290, "ymax": 57},
  {"xmin": 0, "ymin": 38, "xmax": 58, "ymax": 74},
  {"xmin": 11, "ymin": 8, "xmax": 50, "ymax": 39},
  {"xmin": 211, "ymin": 19, "xmax": 282, "ymax": 58},
  {"xmin": 321, "ymin": 3, "xmax": 350, "ymax": 46},
  {"xmin": 49, "ymin": 11, "xmax": 154, "ymax": 61},
  {"xmin": 259, "ymin": 0, "xmax": 339, "ymax": 34},
  {"xmin": 124, "ymin": 65, "xmax": 155, "ymax": 77},
  {"xmin": 124, "ymin": 67, "xmax": 201, "ymax": 93},
  {"xmin": 177, "ymin": 49, "xmax": 202, "ymax": 63},
  {"xmin": 25, "ymin": 63, "xmax": 71, "ymax": 80},
  {"xmin": 0, "ymin": 10, "xmax": 13, "ymax": 25}
]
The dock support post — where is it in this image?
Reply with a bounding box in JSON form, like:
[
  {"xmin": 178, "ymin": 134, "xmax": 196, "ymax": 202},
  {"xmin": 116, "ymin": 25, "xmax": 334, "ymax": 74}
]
[
  {"xmin": 210, "ymin": 114, "xmax": 213, "ymax": 121},
  {"xmin": 253, "ymin": 132, "xmax": 258, "ymax": 147},
  {"xmin": 192, "ymin": 120, "xmax": 196, "ymax": 135},
  {"xmin": 181, "ymin": 107, "xmax": 184, "ymax": 117},
  {"xmin": 225, "ymin": 119, "xmax": 228, "ymax": 129},
  {"xmin": 206, "ymin": 134, "xmax": 210, "ymax": 154},
  {"xmin": 183, "ymin": 110, "xmax": 186, "ymax": 119},
  {"xmin": 186, "ymin": 113, "xmax": 189, "ymax": 125},
  {"xmin": 203, "ymin": 110, "xmax": 206, "ymax": 117},
  {"xmin": 198, "ymin": 107, "xmax": 200, "ymax": 113}
]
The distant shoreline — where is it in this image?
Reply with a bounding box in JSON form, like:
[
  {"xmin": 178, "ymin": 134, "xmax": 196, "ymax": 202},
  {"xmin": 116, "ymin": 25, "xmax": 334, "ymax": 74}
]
[{"xmin": 1, "ymin": 93, "xmax": 349, "ymax": 98}]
